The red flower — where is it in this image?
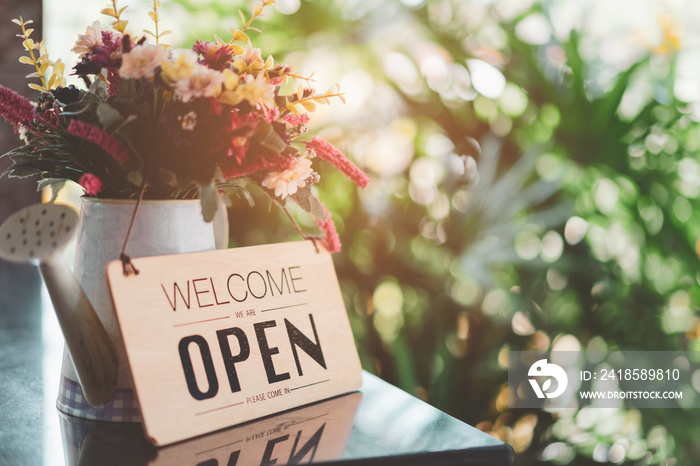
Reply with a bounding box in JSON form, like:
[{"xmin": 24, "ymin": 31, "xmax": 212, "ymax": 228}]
[
  {"xmin": 0, "ymin": 84, "xmax": 36, "ymax": 132},
  {"xmin": 78, "ymin": 173, "xmax": 103, "ymax": 196},
  {"xmin": 67, "ymin": 119, "xmax": 129, "ymax": 162},
  {"xmin": 222, "ymin": 152, "xmax": 293, "ymax": 179},
  {"xmin": 193, "ymin": 40, "xmax": 235, "ymax": 70},
  {"xmin": 317, "ymin": 204, "xmax": 341, "ymax": 254}
]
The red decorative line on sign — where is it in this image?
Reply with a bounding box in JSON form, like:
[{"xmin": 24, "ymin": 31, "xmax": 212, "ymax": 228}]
[
  {"xmin": 173, "ymin": 316, "xmax": 231, "ymax": 327},
  {"xmin": 195, "ymin": 401, "xmax": 244, "ymax": 416}
]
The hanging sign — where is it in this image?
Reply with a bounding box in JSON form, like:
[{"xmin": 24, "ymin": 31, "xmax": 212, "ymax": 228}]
[{"xmin": 106, "ymin": 240, "xmax": 363, "ymax": 446}]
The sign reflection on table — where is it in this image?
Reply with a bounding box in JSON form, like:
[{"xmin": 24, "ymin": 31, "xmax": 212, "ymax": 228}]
[{"xmin": 60, "ymin": 391, "xmax": 361, "ymax": 466}]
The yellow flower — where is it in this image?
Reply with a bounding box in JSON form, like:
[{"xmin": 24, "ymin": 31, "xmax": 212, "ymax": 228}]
[
  {"xmin": 219, "ymin": 72, "xmax": 274, "ymax": 109},
  {"xmin": 160, "ymin": 49, "xmax": 198, "ymax": 86},
  {"xmin": 233, "ymin": 43, "xmax": 265, "ymax": 76},
  {"xmin": 652, "ymin": 11, "xmax": 682, "ymax": 55},
  {"xmin": 222, "ymin": 68, "xmax": 240, "ymax": 90}
]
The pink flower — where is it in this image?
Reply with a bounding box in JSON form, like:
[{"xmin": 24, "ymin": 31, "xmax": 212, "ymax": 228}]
[
  {"xmin": 305, "ymin": 137, "xmax": 370, "ymax": 189},
  {"xmin": 67, "ymin": 120, "xmax": 129, "ymax": 162},
  {"xmin": 71, "ymin": 21, "xmax": 103, "ymax": 58},
  {"xmin": 0, "ymin": 84, "xmax": 36, "ymax": 132},
  {"xmin": 317, "ymin": 204, "xmax": 341, "ymax": 254},
  {"xmin": 78, "ymin": 173, "xmax": 103, "ymax": 196},
  {"xmin": 91, "ymin": 31, "xmax": 122, "ymax": 69},
  {"xmin": 261, "ymin": 157, "xmax": 314, "ymax": 199},
  {"xmin": 120, "ymin": 44, "xmax": 168, "ymax": 80}
]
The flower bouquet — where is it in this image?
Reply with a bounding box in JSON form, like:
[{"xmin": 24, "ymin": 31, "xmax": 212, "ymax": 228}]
[{"xmin": 0, "ymin": 0, "xmax": 369, "ymax": 253}]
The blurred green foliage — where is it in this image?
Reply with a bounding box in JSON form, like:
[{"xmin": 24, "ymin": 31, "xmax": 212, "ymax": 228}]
[{"xmin": 171, "ymin": 0, "xmax": 700, "ymax": 463}]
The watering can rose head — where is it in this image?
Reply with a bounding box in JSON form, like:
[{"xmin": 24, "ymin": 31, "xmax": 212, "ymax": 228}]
[{"xmin": 0, "ymin": 0, "xmax": 369, "ymax": 253}]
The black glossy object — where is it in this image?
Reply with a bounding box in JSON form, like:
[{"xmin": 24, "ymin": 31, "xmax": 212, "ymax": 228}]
[{"xmin": 0, "ymin": 261, "xmax": 513, "ymax": 466}]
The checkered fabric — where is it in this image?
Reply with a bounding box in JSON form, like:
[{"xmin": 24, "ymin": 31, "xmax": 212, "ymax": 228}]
[{"xmin": 56, "ymin": 376, "xmax": 142, "ymax": 423}]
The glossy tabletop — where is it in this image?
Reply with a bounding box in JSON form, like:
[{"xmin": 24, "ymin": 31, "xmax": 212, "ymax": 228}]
[{"xmin": 0, "ymin": 261, "xmax": 513, "ymax": 466}]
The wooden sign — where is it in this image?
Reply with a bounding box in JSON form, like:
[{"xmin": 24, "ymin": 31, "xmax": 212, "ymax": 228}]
[{"xmin": 106, "ymin": 241, "xmax": 363, "ymax": 446}]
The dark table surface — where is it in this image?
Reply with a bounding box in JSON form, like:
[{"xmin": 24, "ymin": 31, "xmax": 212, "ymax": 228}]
[{"xmin": 0, "ymin": 260, "xmax": 513, "ymax": 466}]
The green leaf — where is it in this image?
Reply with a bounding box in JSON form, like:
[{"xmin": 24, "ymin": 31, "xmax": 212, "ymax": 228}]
[
  {"xmin": 126, "ymin": 170, "xmax": 143, "ymax": 186},
  {"xmin": 37, "ymin": 178, "xmax": 66, "ymax": 202},
  {"xmin": 593, "ymin": 61, "xmax": 643, "ymax": 129},
  {"xmin": 252, "ymin": 119, "xmax": 288, "ymax": 154},
  {"xmin": 59, "ymin": 106, "xmax": 90, "ymax": 117},
  {"xmin": 1, "ymin": 145, "xmax": 34, "ymax": 160},
  {"xmin": 217, "ymin": 179, "xmax": 254, "ymax": 207},
  {"xmin": 117, "ymin": 78, "xmax": 136, "ymax": 99},
  {"xmin": 88, "ymin": 79, "xmax": 109, "ymax": 101},
  {"xmin": 290, "ymin": 185, "xmax": 327, "ymax": 223},
  {"xmin": 3, "ymin": 165, "xmax": 43, "ymax": 179},
  {"xmin": 198, "ymin": 181, "xmax": 219, "ymax": 223},
  {"xmin": 97, "ymin": 103, "xmax": 124, "ymax": 129},
  {"xmin": 79, "ymin": 91, "xmax": 102, "ymax": 106}
]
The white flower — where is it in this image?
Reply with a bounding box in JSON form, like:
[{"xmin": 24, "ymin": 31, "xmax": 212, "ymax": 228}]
[
  {"xmin": 18, "ymin": 125, "xmax": 29, "ymax": 144},
  {"xmin": 262, "ymin": 157, "xmax": 315, "ymax": 199},
  {"xmin": 178, "ymin": 111, "xmax": 197, "ymax": 131},
  {"xmin": 173, "ymin": 64, "xmax": 225, "ymax": 102},
  {"xmin": 120, "ymin": 44, "xmax": 168, "ymax": 80},
  {"xmin": 71, "ymin": 21, "xmax": 103, "ymax": 58}
]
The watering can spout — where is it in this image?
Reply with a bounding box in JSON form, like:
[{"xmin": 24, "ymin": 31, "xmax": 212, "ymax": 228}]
[
  {"xmin": 0, "ymin": 203, "xmax": 118, "ymax": 407},
  {"xmin": 40, "ymin": 259, "xmax": 119, "ymax": 406}
]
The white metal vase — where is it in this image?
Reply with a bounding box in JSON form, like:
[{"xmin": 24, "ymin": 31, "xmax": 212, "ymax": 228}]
[{"xmin": 56, "ymin": 198, "xmax": 225, "ymax": 422}]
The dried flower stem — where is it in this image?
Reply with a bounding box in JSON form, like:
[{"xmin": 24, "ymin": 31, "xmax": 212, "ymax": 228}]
[
  {"xmin": 281, "ymin": 204, "xmax": 320, "ymax": 253},
  {"xmin": 102, "ymin": 0, "xmax": 129, "ymax": 34},
  {"xmin": 13, "ymin": 17, "xmax": 50, "ymax": 91},
  {"xmin": 120, "ymin": 180, "xmax": 147, "ymax": 276},
  {"xmin": 242, "ymin": 0, "xmax": 275, "ymax": 31},
  {"xmin": 145, "ymin": 0, "xmax": 172, "ymax": 45}
]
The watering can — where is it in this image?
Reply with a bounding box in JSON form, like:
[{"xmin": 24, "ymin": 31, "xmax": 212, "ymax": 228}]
[{"xmin": 0, "ymin": 203, "xmax": 118, "ymax": 407}]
